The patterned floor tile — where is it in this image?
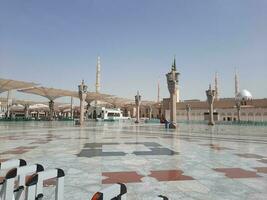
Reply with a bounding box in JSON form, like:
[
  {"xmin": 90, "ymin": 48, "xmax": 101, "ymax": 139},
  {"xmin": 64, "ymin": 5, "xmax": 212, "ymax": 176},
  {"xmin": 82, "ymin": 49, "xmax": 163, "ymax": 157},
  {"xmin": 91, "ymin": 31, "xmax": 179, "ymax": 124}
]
[
  {"xmin": 1, "ymin": 121, "xmax": 267, "ymax": 200},
  {"xmin": 77, "ymin": 148, "xmax": 126, "ymax": 158},
  {"xmin": 257, "ymin": 159, "xmax": 267, "ymax": 164},
  {"xmin": 235, "ymin": 153, "xmax": 265, "ymax": 159},
  {"xmin": 102, "ymin": 171, "xmax": 144, "ymax": 184},
  {"xmin": 214, "ymin": 168, "xmax": 261, "ymax": 178},
  {"xmin": 254, "ymin": 167, "xmax": 267, "ymax": 174},
  {"xmin": 148, "ymin": 170, "xmax": 194, "ymax": 181},
  {"xmin": 133, "ymin": 148, "xmax": 179, "ymax": 156},
  {"xmin": 200, "ymin": 143, "xmax": 233, "ymax": 150}
]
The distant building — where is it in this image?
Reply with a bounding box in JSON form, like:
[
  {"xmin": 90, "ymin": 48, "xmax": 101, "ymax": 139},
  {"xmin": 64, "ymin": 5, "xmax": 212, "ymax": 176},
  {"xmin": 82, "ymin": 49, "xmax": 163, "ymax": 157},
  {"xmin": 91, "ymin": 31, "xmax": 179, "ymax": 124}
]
[
  {"xmin": 161, "ymin": 68, "xmax": 267, "ymax": 122},
  {"xmin": 162, "ymin": 93, "xmax": 267, "ymax": 122}
]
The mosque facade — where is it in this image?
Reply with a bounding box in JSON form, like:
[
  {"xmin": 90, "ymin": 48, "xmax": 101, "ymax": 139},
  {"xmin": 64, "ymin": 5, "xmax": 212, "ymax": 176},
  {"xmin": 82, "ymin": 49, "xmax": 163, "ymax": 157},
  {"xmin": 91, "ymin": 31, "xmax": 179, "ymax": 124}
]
[
  {"xmin": 162, "ymin": 69, "xmax": 267, "ymax": 123},
  {"xmin": 162, "ymin": 97, "xmax": 267, "ymax": 122}
]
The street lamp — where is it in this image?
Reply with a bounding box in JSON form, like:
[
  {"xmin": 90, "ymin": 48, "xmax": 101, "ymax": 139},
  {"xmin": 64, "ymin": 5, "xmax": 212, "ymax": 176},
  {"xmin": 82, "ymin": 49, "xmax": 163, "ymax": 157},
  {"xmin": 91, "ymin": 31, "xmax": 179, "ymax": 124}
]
[
  {"xmin": 206, "ymin": 84, "xmax": 216, "ymax": 125},
  {"xmin": 186, "ymin": 104, "xmax": 191, "ymax": 122},
  {"xmin": 135, "ymin": 91, "xmax": 141, "ymax": 123}
]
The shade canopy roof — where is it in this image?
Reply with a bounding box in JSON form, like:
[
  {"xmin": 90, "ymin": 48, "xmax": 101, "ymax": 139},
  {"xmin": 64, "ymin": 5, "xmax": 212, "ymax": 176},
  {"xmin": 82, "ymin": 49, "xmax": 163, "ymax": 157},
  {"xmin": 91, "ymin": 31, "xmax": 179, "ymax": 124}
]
[
  {"xmin": 13, "ymin": 99, "xmax": 48, "ymax": 106},
  {"xmin": 102, "ymin": 97, "xmax": 135, "ymax": 107},
  {"xmin": 141, "ymin": 100, "xmax": 159, "ymax": 107},
  {"xmin": 0, "ymin": 78, "xmax": 38, "ymax": 93},
  {"xmin": 10, "ymin": 104, "xmax": 24, "ymax": 111},
  {"xmin": 19, "ymin": 86, "xmax": 115, "ymax": 103},
  {"xmin": 86, "ymin": 92, "xmax": 114, "ymax": 103},
  {"xmin": 1, "ymin": 79, "xmax": 156, "ymax": 108},
  {"xmin": 18, "ymin": 87, "xmax": 78, "ymax": 101},
  {"xmin": 122, "ymin": 100, "xmax": 159, "ymax": 108},
  {"xmin": 29, "ymin": 104, "xmax": 49, "ymax": 111}
]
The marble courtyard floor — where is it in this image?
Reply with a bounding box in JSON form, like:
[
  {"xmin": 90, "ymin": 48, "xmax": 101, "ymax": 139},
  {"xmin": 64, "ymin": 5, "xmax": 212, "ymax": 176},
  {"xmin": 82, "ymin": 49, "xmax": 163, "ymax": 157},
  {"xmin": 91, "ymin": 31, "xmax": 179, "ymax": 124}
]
[{"xmin": 0, "ymin": 121, "xmax": 267, "ymax": 200}]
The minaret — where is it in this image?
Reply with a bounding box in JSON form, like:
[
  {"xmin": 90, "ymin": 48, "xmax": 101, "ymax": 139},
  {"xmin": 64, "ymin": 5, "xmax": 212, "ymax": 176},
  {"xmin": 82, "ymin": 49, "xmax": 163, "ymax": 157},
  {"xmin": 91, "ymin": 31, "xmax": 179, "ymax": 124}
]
[
  {"xmin": 95, "ymin": 56, "xmax": 101, "ymax": 93},
  {"xmin": 172, "ymin": 56, "xmax": 180, "ymax": 102},
  {"xmin": 166, "ymin": 57, "xmax": 180, "ymax": 128},
  {"xmin": 157, "ymin": 80, "xmax": 160, "ymax": 103},
  {"xmin": 235, "ymin": 69, "xmax": 239, "ymax": 98},
  {"xmin": 214, "ymin": 72, "xmax": 219, "ymax": 100}
]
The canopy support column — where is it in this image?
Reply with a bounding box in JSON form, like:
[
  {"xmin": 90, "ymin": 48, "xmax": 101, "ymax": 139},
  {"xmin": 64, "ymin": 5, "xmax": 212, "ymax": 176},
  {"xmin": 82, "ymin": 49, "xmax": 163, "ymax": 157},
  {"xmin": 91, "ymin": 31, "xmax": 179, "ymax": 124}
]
[
  {"xmin": 70, "ymin": 97, "xmax": 73, "ymax": 119},
  {"xmin": 6, "ymin": 90, "xmax": 12, "ymax": 119},
  {"xmin": 49, "ymin": 100, "xmax": 55, "ymax": 121}
]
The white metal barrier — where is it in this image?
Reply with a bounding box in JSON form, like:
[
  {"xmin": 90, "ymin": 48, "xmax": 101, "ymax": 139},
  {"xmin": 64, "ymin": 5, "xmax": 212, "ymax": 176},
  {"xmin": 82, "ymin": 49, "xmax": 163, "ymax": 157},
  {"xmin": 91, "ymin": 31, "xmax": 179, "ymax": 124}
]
[
  {"xmin": 156, "ymin": 195, "xmax": 168, "ymax": 200},
  {"xmin": 0, "ymin": 159, "xmax": 27, "ymax": 200},
  {"xmin": 1, "ymin": 159, "xmax": 168, "ymax": 200},
  {"xmin": 90, "ymin": 183, "xmax": 169, "ymax": 200},
  {"xmin": 0, "ymin": 159, "xmax": 27, "ymax": 171},
  {"xmin": 25, "ymin": 168, "xmax": 65, "ymax": 200},
  {"xmin": 1, "ymin": 164, "xmax": 44, "ymax": 200},
  {"xmin": 91, "ymin": 183, "xmax": 127, "ymax": 200}
]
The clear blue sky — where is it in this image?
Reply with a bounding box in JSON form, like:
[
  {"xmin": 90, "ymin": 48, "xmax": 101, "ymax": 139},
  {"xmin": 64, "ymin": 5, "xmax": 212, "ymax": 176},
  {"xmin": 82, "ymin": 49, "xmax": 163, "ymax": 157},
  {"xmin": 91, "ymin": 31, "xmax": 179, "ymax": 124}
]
[{"xmin": 0, "ymin": 0, "xmax": 267, "ymax": 102}]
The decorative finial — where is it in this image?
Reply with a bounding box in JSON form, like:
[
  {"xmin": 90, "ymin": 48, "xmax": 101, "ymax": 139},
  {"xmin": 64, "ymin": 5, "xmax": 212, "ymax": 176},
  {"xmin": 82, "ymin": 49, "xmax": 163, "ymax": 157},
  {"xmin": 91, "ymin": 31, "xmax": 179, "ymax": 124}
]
[
  {"xmin": 235, "ymin": 68, "xmax": 239, "ymax": 98},
  {"xmin": 173, "ymin": 55, "xmax": 176, "ymax": 71},
  {"xmin": 157, "ymin": 79, "xmax": 160, "ymax": 103},
  {"xmin": 215, "ymin": 71, "xmax": 219, "ymax": 100},
  {"xmin": 171, "ymin": 55, "xmax": 176, "ymax": 71},
  {"xmin": 209, "ymin": 84, "xmax": 211, "ymax": 90},
  {"xmin": 96, "ymin": 56, "xmax": 101, "ymax": 93}
]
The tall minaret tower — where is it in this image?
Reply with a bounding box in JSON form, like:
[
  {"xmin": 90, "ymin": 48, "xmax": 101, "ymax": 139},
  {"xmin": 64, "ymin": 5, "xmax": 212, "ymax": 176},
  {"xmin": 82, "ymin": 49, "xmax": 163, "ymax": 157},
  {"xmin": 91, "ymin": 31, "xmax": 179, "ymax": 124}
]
[
  {"xmin": 172, "ymin": 56, "xmax": 180, "ymax": 102},
  {"xmin": 214, "ymin": 72, "xmax": 219, "ymax": 100},
  {"xmin": 235, "ymin": 69, "xmax": 239, "ymax": 98},
  {"xmin": 157, "ymin": 80, "xmax": 160, "ymax": 103},
  {"xmin": 95, "ymin": 56, "xmax": 101, "ymax": 93}
]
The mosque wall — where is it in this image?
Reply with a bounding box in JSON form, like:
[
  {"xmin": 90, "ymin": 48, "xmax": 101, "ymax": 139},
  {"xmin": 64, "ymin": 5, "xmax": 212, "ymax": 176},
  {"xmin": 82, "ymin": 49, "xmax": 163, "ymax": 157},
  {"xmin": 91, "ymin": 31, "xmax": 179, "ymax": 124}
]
[{"xmin": 163, "ymin": 98, "xmax": 267, "ymax": 122}]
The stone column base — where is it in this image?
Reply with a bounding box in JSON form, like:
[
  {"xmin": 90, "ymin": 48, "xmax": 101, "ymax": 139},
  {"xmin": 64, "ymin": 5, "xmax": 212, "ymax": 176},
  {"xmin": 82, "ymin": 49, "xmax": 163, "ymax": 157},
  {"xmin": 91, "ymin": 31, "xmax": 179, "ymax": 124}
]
[
  {"xmin": 208, "ymin": 121, "xmax": 215, "ymax": 126},
  {"xmin": 169, "ymin": 123, "xmax": 177, "ymax": 129},
  {"xmin": 75, "ymin": 120, "xmax": 82, "ymax": 126}
]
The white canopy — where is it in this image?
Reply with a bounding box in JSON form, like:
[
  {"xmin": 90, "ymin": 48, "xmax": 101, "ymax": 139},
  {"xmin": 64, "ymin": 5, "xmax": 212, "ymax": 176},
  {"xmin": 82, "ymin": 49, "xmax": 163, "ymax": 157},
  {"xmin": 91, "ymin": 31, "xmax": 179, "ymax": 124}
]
[{"xmin": 0, "ymin": 78, "xmax": 38, "ymax": 93}]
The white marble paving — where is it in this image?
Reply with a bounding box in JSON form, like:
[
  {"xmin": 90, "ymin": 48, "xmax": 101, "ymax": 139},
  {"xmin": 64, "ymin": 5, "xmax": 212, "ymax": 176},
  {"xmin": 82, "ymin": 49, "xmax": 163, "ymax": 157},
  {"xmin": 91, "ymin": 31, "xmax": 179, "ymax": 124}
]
[{"xmin": 0, "ymin": 121, "xmax": 266, "ymax": 199}]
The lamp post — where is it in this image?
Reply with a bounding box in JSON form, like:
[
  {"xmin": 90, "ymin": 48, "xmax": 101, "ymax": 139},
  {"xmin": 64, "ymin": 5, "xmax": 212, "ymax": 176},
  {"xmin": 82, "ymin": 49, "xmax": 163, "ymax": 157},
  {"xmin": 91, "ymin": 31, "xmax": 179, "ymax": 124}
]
[
  {"xmin": 78, "ymin": 80, "xmax": 88, "ymax": 125},
  {"xmin": 135, "ymin": 91, "xmax": 141, "ymax": 123},
  {"xmin": 149, "ymin": 105, "xmax": 152, "ymax": 119},
  {"xmin": 166, "ymin": 61, "xmax": 179, "ymax": 128},
  {"xmin": 24, "ymin": 104, "xmax": 29, "ymax": 119},
  {"xmin": 186, "ymin": 104, "xmax": 191, "ymax": 122},
  {"xmin": 236, "ymin": 101, "xmax": 241, "ymax": 122},
  {"xmin": 235, "ymin": 97, "xmax": 247, "ymax": 123},
  {"xmin": 70, "ymin": 96, "xmax": 73, "ymax": 119},
  {"xmin": 206, "ymin": 85, "xmax": 216, "ymax": 125}
]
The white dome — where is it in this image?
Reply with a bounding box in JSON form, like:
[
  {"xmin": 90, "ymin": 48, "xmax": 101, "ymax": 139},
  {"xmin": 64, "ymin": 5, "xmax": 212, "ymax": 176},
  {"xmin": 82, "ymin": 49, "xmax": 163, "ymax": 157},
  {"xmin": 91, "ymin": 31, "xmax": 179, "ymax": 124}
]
[{"xmin": 236, "ymin": 89, "xmax": 252, "ymax": 101}]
